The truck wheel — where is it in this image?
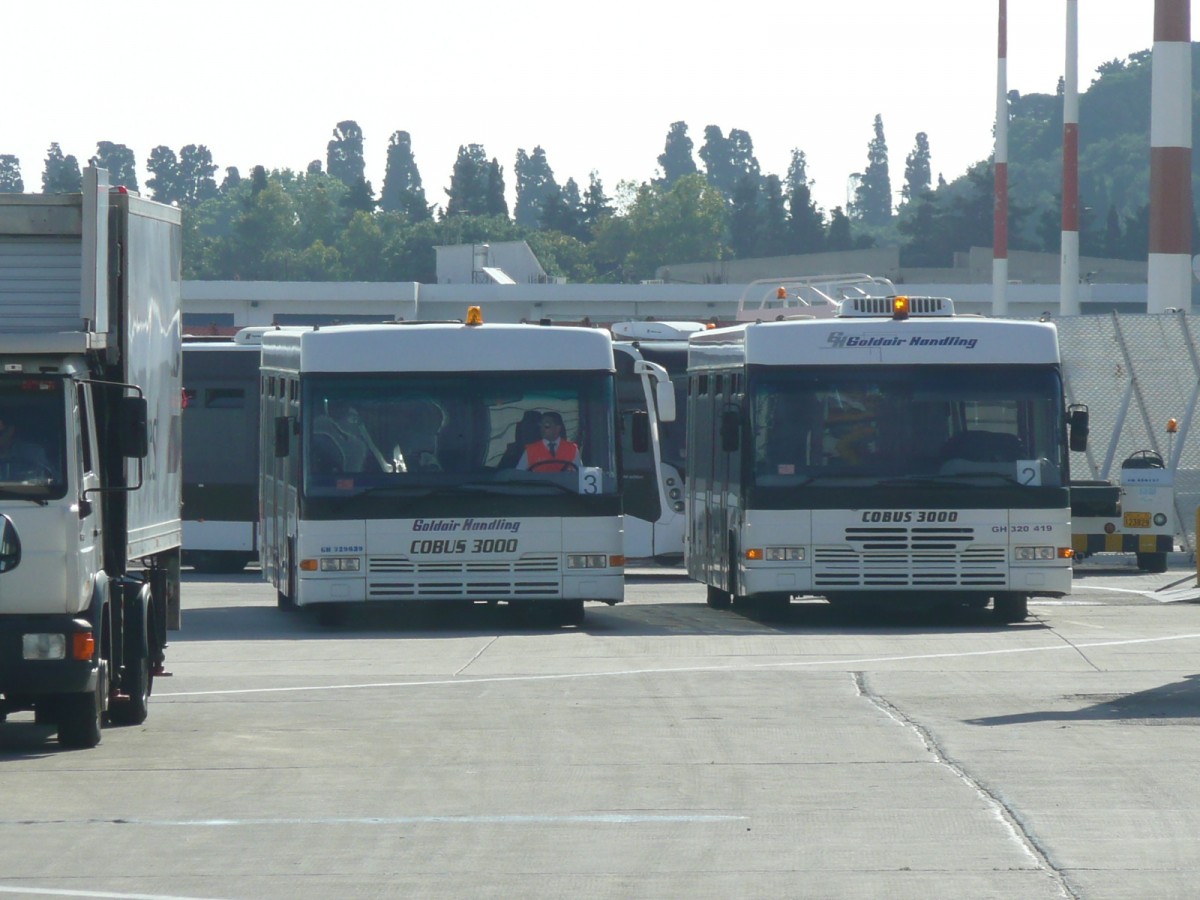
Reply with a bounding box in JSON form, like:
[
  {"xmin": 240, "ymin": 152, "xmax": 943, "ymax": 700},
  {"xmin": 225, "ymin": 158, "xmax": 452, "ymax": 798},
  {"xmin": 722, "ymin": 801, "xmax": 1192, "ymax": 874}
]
[
  {"xmin": 706, "ymin": 584, "xmax": 732, "ymax": 609},
  {"xmin": 57, "ymin": 660, "xmax": 107, "ymax": 749},
  {"xmin": 109, "ymin": 651, "xmax": 152, "ymax": 726},
  {"xmin": 1136, "ymin": 552, "xmax": 1168, "ymax": 573},
  {"xmin": 992, "ymin": 593, "xmax": 1029, "ymax": 624}
]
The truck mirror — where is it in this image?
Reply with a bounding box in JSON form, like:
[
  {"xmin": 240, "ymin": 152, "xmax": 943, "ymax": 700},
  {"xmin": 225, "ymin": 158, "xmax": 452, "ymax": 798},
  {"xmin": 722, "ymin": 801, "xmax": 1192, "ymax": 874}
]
[
  {"xmin": 274, "ymin": 416, "xmax": 291, "ymax": 457},
  {"xmin": 720, "ymin": 410, "xmax": 740, "ymax": 452},
  {"xmin": 1068, "ymin": 404, "xmax": 1089, "ymax": 452},
  {"xmin": 120, "ymin": 396, "xmax": 149, "ymax": 459},
  {"xmin": 0, "ymin": 514, "xmax": 22, "ymax": 572},
  {"xmin": 630, "ymin": 410, "xmax": 650, "ymax": 453}
]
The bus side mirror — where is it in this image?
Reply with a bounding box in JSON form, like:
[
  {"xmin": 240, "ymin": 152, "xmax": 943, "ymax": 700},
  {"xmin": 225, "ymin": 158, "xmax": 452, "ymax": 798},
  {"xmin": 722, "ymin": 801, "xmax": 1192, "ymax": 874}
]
[
  {"xmin": 720, "ymin": 410, "xmax": 740, "ymax": 452},
  {"xmin": 0, "ymin": 514, "xmax": 21, "ymax": 572},
  {"xmin": 120, "ymin": 396, "xmax": 149, "ymax": 459},
  {"xmin": 630, "ymin": 410, "xmax": 650, "ymax": 454},
  {"xmin": 1068, "ymin": 404, "xmax": 1089, "ymax": 452},
  {"xmin": 274, "ymin": 416, "xmax": 291, "ymax": 457}
]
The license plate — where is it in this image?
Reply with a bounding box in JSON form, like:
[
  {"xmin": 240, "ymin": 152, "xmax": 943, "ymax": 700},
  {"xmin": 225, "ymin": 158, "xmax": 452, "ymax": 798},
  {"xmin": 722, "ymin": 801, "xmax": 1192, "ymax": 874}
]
[{"xmin": 1123, "ymin": 511, "xmax": 1151, "ymax": 528}]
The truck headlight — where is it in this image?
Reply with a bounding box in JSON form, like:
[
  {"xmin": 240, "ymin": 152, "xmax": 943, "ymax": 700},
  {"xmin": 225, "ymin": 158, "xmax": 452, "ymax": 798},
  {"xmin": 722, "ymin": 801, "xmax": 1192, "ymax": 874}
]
[
  {"xmin": 22, "ymin": 633, "xmax": 66, "ymax": 660},
  {"xmin": 319, "ymin": 557, "xmax": 361, "ymax": 572},
  {"xmin": 764, "ymin": 546, "xmax": 805, "ymax": 561},
  {"xmin": 1013, "ymin": 546, "xmax": 1055, "ymax": 561}
]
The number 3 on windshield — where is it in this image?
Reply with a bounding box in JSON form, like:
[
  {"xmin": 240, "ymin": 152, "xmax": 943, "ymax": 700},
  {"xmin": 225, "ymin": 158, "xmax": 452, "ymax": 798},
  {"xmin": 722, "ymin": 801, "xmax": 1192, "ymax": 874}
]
[{"xmin": 579, "ymin": 466, "xmax": 602, "ymax": 494}]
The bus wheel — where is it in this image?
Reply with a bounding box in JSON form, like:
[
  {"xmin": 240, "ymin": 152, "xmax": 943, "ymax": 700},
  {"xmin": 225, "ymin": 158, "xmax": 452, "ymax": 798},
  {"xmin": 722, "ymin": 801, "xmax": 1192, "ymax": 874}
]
[
  {"xmin": 992, "ymin": 593, "xmax": 1029, "ymax": 623},
  {"xmin": 706, "ymin": 584, "xmax": 732, "ymax": 609},
  {"xmin": 1136, "ymin": 552, "xmax": 1168, "ymax": 573},
  {"xmin": 554, "ymin": 600, "xmax": 585, "ymax": 626}
]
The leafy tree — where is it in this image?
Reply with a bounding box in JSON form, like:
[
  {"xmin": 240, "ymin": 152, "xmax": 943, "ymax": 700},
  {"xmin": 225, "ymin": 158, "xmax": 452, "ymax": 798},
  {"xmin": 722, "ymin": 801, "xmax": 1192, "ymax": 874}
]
[
  {"xmin": 220, "ymin": 167, "xmax": 242, "ymax": 193},
  {"xmin": 581, "ymin": 171, "xmax": 613, "ymax": 236},
  {"xmin": 657, "ymin": 121, "xmax": 697, "ymax": 187},
  {"xmin": 757, "ymin": 175, "xmax": 789, "ymax": 257},
  {"xmin": 541, "ymin": 178, "xmax": 585, "ymax": 239},
  {"xmin": 326, "ymin": 120, "xmax": 374, "ymax": 214},
  {"xmin": 597, "ymin": 174, "xmax": 727, "ymax": 280},
  {"xmin": 0, "ymin": 156, "xmax": 22, "ymax": 193},
  {"xmin": 485, "ymin": 158, "xmax": 508, "ymax": 218},
  {"xmin": 853, "ymin": 114, "xmax": 892, "ymax": 225},
  {"xmin": 380, "ymin": 131, "xmax": 431, "ymax": 221},
  {"xmin": 1102, "ymin": 204, "xmax": 1123, "ymax": 258},
  {"xmin": 785, "ymin": 149, "xmax": 825, "ymax": 254},
  {"xmin": 513, "ymin": 146, "xmax": 558, "ymax": 228},
  {"xmin": 42, "ymin": 143, "xmax": 81, "ymax": 193},
  {"xmin": 728, "ymin": 173, "xmax": 762, "ymax": 258},
  {"xmin": 179, "ymin": 144, "xmax": 219, "ymax": 205},
  {"xmin": 336, "ymin": 210, "xmax": 387, "ymax": 280},
  {"xmin": 901, "ymin": 132, "xmax": 931, "ymax": 204},
  {"xmin": 700, "ymin": 126, "xmax": 760, "ymax": 204},
  {"xmin": 525, "ymin": 229, "xmax": 596, "ymax": 282},
  {"xmin": 93, "ymin": 142, "xmax": 138, "ymax": 191},
  {"xmin": 826, "ymin": 207, "xmax": 853, "ymax": 250},
  {"xmin": 146, "ymin": 145, "xmax": 183, "ymax": 205},
  {"xmin": 445, "ymin": 144, "xmax": 492, "ymax": 217}
]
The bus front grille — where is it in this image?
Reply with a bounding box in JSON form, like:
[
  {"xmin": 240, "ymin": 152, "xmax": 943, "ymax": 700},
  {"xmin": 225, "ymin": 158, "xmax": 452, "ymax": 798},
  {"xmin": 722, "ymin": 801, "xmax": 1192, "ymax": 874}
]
[
  {"xmin": 367, "ymin": 579, "xmax": 561, "ymax": 600},
  {"xmin": 369, "ymin": 554, "xmax": 559, "ymax": 574},
  {"xmin": 813, "ymin": 527, "xmax": 1007, "ymax": 587}
]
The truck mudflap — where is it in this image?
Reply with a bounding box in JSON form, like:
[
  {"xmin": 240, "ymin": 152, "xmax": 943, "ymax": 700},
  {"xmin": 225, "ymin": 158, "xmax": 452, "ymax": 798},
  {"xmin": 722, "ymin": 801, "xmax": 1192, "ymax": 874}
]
[{"xmin": 0, "ymin": 615, "xmax": 98, "ymax": 697}]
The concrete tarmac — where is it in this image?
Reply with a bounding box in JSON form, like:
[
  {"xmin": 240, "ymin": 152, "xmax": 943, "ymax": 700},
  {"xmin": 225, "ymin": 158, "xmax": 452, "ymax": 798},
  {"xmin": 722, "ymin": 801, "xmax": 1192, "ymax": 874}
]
[{"xmin": 2, "ymin": 559, "xmax": 1199, "ymax": 899}]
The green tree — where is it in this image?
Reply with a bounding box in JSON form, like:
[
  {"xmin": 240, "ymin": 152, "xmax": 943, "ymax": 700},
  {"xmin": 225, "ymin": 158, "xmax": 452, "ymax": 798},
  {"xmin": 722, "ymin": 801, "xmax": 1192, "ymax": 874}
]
[
  {"xmin": 581, "ymin": 171, "xmax": 613, "ymax": 237},
  {"xmin": 146, "ymin": 145, "xmax": 182, "ymax": 205},
  {"xmin": 0, "ymin": 156, "xmax": 22, "ymax": 193},
  {"xmin": 826, "ymin": 207, "xmax": 853, "ymax": 250},
  {"xmin": 598, "ymin": 174, "xmax": 727, "ymax": 280},
  {"xmin": 380, "ymin": 131, "xmax": 431, "ymax": 221},
  {"xmin": 42, "ymin": 143, "xmax": 81, "ymax": 193},
  {"xmin": 728, "ymin": 173, "xmax": 761, "ymax": 258},
  {"xmin": 541, "ymin": 178, "xmax": 585, "ymax": 240},
  {"xmin": 179, "ymin": 144, "xmax": 219, "ymax": 205},
  {"xmin": 785, "ymin": 150, "xmax": 825, "ymax": 254},
  {"xmin": 514, "ymin": 146, "xmax": 558, "ymax": 228},
  {"xmin": 700, "ymin": 126, "xmax": 760, "ymax": 204},
  {"xmin": 220, "ymin": 167, "xmax": 242, "ymax": 193},
  {"xmin": 853, "ymin": 114, "xmax": 892, "ymax": 226},
  {"xmin": 94, "ymin": 142, "xmax": 138, "ymax": 191},
  {"xmin": 901, "ymin": 132, "xmax": 931, "ymax": 204},
  {"xmin": 445, "ymin": 144, "xmax": 492, "ymax": 217},
  {"xmin": 485, "ymin": 158, "xmax": 508, "ymax": 218},
  {"xmin": 326, "ymin": 120, "xmax": 374, "ymax": 214},
  {"xmin": 657, "ymin": 121, "xmax": 697, "ymax": 187},
  {"xmin": 757, "ymin": 175, "xmax": 789, "ymax": 257}
]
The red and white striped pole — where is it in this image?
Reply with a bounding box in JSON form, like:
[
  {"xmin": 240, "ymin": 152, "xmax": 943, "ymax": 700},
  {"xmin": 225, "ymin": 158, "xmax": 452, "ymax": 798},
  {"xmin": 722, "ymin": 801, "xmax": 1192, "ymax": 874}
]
[
  {"xmin": 1149, "ymin": 0, "xmax": 1193, "ymax": 312},
  {"xmin": 1060, "ymin": 0, "xmax": 1080, "ymax": 314},
  {"xmin": 993, "ymin": 0, "xmax": 1009, "ymax": 316}
]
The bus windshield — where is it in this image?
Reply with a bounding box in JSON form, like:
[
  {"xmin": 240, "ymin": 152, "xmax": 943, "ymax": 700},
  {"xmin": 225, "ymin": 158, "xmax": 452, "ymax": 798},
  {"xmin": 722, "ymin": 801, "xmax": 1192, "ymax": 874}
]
[
  {"xmin": 750, "ymin": 365, "xmax": 1066, "ymax": 489},
  {"xmin": 302, "ymin": 371, "xmax": 617, "ymax": 497}
]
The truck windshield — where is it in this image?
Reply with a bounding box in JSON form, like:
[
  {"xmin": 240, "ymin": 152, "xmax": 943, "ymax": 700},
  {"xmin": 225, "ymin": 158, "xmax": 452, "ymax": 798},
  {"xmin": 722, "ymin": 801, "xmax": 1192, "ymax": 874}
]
[
  {"xmin": 750, "ymin": 365, "xmax": 1066, "ymax": 489},
  {"xmin": 0, "ymin": 376, "xmax": 67, "ymax": 498},
  {"xmin": 302, "ymin": 371, "xmax": 618, "ymax": 498}
]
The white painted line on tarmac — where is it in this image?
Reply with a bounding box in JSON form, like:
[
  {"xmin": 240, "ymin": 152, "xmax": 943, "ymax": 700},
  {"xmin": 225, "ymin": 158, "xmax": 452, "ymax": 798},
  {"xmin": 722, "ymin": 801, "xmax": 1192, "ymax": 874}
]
[
  {"xmin": 155, "ymin": 631, "xmax": 1200, "ymax": 699},
  {"xmin": 0, "ymin": 814, "xmax": 745, "ymax": 828},
  {"xmin": 0, "ymin": 887, "xmax": 224, "ymax": 900},
  {"xmin": 1087, "ymin": 584, "xmax": 1200, "ymax": 602}
]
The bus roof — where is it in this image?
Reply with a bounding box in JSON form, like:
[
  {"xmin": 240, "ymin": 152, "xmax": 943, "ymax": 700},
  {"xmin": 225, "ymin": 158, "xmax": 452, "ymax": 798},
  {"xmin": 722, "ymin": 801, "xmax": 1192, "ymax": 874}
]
[
  {"xmin": 260, "ymin": 322, "xmax": 615, "ymax": 374},
  {"xmin": 688, "ymin": 316, "xmax": 1060, "ymax": 369}
]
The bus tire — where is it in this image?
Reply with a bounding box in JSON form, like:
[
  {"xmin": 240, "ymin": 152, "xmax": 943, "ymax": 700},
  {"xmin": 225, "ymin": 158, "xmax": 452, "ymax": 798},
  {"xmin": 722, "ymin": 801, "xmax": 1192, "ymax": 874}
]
[
  {"xmin": 1136, "ymin": 552, "xmax": 1168, "ymax": 573},
  {"xmin": 706, "ymin": 584, "xmax": 732, "ymax": 609},
  {"xmin": 992, "ymin": 593, "xmax": 1029, "ymax": 623}
]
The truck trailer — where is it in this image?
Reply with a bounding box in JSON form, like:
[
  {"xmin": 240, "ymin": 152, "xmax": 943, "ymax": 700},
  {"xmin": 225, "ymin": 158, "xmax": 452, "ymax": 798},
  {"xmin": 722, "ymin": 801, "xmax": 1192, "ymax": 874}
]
[{"xmin": 0, "ymin": 167, "xmax": 182, "ymax": 747}]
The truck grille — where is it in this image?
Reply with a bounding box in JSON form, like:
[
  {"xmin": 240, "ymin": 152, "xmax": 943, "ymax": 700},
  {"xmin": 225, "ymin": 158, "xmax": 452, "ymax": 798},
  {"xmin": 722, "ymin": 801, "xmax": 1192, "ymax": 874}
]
[
  {"xmin": 366, "ymin": 553, "xmax": 561, "ymax": 600},
  {"xmin": 813, "ymin": 525, "xmax": 1007, "ymax": 588}
]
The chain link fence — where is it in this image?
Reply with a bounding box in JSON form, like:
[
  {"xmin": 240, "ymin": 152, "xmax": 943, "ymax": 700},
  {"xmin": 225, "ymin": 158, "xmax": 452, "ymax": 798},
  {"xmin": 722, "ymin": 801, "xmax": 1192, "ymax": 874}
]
[{"xmin": 1056, "ymin": 312, "xmax": 1200, "ymax": 555}]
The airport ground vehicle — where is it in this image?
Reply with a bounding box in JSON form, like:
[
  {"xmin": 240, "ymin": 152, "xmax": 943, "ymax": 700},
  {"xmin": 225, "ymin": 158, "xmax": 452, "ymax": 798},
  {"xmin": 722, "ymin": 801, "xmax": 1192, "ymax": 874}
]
[
  {"xmin": 611, "ymin": 321, "xmax": 696, "ymax": 561},
  {"xmin": 1071, "ymin": 447, "xmax": 1176, "ymax": 572},
  {"xmin": 686, "ymin": 294, "xmax": 1084, "ymax": 622},
  {"xmin": 182, "ymin": 331, "xmax": 262, "ymax": 573},
  {"xmin": 259, "ymin": 314, "xmax": 623, "ymax": 625},
  {"xmin": 0, "ymin": 167, "xmax": 182, "ymax": 746}
]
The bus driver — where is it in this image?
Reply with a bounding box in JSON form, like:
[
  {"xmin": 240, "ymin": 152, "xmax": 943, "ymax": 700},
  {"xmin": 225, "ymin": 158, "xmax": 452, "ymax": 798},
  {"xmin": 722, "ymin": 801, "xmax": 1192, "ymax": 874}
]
[{"xmin": 516, "ymin": 411, "xmax": 581, "ymax": 472}]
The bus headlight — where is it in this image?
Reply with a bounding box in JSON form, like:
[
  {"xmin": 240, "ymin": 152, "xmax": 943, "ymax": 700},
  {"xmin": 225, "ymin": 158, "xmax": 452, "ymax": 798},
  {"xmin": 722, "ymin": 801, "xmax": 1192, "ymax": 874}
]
[
  {"xmin": 764, "ymin": 546, "xmax": 805, "ymax": 561},
  {"xmin": 319, "ymin": 557, "xmax": 362, "ymax": 572},
  {"xmin": 568, "ymin": 554, "xmax": 608, "ymax": 568},
  {"xmin": 1013, "ymin": 546, "xmax": 1055, "ymax": 561}
]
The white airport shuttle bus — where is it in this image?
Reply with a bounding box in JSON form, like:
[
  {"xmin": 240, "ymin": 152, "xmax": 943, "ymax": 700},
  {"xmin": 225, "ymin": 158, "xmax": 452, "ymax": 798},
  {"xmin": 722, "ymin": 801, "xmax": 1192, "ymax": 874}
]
[
  {"xmin": 259, "ymin": 313, "xmax": 623, "ymax": 625},
  {"xmin": 686, "ymin": 295, "xmax": 1086, "ymax": 622},
  {"xmin": 611, "ymin": 320, "xmax": 699, "ymax": 562}
]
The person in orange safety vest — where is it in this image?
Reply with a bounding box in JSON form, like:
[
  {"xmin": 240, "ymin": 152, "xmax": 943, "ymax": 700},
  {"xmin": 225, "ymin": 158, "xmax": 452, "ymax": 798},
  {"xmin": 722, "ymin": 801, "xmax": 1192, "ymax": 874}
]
[{"xmin": 516, "ymin": 411, "xmax": 581, "ymax": 471}]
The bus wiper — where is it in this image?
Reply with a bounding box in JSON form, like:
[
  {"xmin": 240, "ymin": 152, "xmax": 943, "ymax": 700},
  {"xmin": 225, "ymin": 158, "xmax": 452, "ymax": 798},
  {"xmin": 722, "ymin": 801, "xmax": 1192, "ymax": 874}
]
[{"xmin": 879, "ymin": 473, "xmax": 1026, "ymax": 487}]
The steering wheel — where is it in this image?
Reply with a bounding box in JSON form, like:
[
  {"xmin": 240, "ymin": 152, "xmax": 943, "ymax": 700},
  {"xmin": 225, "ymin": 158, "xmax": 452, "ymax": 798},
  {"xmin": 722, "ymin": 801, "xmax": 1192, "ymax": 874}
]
[{"xmin": 528, "ymin": 459, "xmax": 578, "ymax": 473}]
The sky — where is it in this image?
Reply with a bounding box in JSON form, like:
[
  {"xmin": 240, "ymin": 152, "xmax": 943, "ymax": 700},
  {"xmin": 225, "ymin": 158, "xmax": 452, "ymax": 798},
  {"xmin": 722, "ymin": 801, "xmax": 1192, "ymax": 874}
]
[{"xmin": 3, "ymin": 1, "xmax": 1193, "ymax": 216}]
